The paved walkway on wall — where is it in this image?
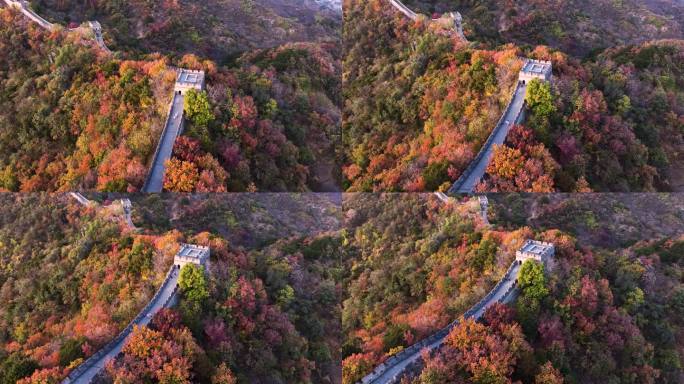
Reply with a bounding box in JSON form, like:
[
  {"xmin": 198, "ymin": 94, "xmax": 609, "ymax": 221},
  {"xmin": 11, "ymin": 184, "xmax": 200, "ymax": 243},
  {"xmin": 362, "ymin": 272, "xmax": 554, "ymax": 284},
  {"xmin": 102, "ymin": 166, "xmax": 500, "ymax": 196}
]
[
  {"xmin": 3, "ymin": 0, "xmax": 53, "ymax": 29},
  {"xmin": 120, "ymin": 199, "xmax": 137, "ymax": 231},
  {"xmin": 389, "ymin": 0, "xmax": 417, "ymax": 19},
  {"xmin": 63, "ymin": 268, "xmax": 179, "ymax": 384},
  {"xmin": 69, "ymin": 192, "xmax": 91, "ymax": 206},
  {"xmin": 450, "ymin": 83, "xmax": 527, "ymax": 193},
  {"xmin": 362, "ymin": 261, "xmax": 521, "ymax": 384},
  {"xmin": 434, "ymin": 192, "xmax": 450, "ymax": 203},
  {"xmin": 478, "ymin": 196, "xmax": 490, "ymax": 226},
  {"xmin": 89, "ymin": 22, "xmax": 111, "ymax": 54},
  {"xmin": 143, "ymin": 93, "xmax": 185, "ymax": 192}
]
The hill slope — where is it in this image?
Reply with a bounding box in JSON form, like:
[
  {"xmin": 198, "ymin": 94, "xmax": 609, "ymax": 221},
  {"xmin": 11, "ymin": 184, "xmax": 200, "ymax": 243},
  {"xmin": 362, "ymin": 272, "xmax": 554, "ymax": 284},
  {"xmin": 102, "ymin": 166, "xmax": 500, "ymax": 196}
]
[
  {"xmin": 402, "ymin": 0, "xmax": 684, "ymax": 56},
  {"xmin": 27, "ymin": 0, "xmax": 341, "ymax": 61},
  {"xmin": 342, "ymin": 0, "xmax": 684, "ymax": 192}
]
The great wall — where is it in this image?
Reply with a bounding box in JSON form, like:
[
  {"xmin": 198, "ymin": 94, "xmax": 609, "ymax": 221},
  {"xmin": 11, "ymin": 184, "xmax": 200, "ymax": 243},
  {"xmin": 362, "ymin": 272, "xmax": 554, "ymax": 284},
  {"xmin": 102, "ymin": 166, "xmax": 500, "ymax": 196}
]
[
  {"xmin": 388, "ymin": 0, "xmax": 466, "ymax": 41},
  {"xmin": 2, "ymin": 0, "xmax": 111, "ymax": 52},
  {"xmin": 354, "ymin": 5, "xmax": 557, "ymax": 382},
  {"xmin": 2, "ymin": 0, "xmax": 206, "ymax": 193},
  {"xmin": 62, "ymin": 265, "xmax": 180, "ymax": 384},
  {"xmin": 448, "ymin": 59, "xmax": 552, "ymax": 194},
  {"xmin": 62, "ymin": 193, "xmax": 212, "ymax": 384},
  {"xmin": 478, "ymin": 195, "xmax": 489, "ymax": 225},
  {"xmin": 7, "ymin": 1, "xmax": 558, "ymax": 382},
  {"xmin": 384, "ymin": 0, "xmax": 553, "ymax": 194},
  {"xmin": 358, "ymin": 193, "xmax": 555, "ymax": 384},
  {"xmin": 142, "ymin": 69, "xmax": 206, "ymax": 192},
  {"xmin": 69, "ymin": 193, "xmax": 138, "ymax": 231},
  {"xmin": 67, "ymin": 191, "xmax": 550, "ymax": 384}
]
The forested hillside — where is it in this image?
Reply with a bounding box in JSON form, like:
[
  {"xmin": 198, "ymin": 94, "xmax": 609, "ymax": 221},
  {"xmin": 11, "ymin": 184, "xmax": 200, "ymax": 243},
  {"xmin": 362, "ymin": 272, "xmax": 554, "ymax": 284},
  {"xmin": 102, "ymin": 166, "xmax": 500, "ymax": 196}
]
[
  {"xmin": 0, "ymin": 194, "xmax": 172, "ymax": 383},
  {"xmin": 481, "ymin": 42, "xmax": 684, "ymax": 192},
  {"xmin": 0, "ymin": 193, "xmax": 347, "ymax": 383},
  {"xmin": 341, "ymin": 193, "xmax": 684, "ymax": 383},
  {"xmin": 343, "ymin": 1, "xmax": 521, "ymax": 192},
  {"xmin": 0, "ymin": 10, "xmax": 173, "ymax": 192},
  {"xmin": 167, "ymin": 42, "xmax": 342, "ymax": 192},
  {"xmin": 342, "ymin": 0, "xmax": 684, "ymax": 192},
  {"xmin": 0, "ymin": 7, "xmax": 342, "ymax": 192},
  {"xmin": 402, "ymin": 0, "xmax": 684, "ymax": 57},
  {"xmin": 27, "ymin": 0, "xmax": 341, "ymax": 62}
]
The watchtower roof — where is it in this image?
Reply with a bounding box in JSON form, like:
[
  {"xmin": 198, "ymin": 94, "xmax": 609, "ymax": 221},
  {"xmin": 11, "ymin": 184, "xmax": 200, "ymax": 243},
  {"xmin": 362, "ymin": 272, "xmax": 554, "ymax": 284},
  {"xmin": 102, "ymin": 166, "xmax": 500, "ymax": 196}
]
[
  {"xmin": 176, "ymin": 69, "xmax": 205, "ymax": 87},
  {"xmin": 521, "ymin": 60, "xmax": 552, "ymax": 76},
  {"xmin": 177, "ymin": 243, "xmax": 209, "ymax": 258},
  {"xmin": 175, "ymin": 243, "xmax": 210, "ymax": 264},
  {"xmin": 519, "ymin": 240, "xmax": 553, "ymax": 257}
]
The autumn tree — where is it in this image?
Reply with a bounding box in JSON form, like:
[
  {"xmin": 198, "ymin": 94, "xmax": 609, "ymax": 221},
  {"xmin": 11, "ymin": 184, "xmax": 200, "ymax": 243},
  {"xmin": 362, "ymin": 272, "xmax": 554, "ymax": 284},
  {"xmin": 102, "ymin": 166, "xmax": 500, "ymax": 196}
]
[
  {"xmin": 480, "ymin": 142, "xmax": 557, "ymax": 193},
  {"xmin": 58, "ymin": 337, "xmax": 85, "ymax": 367},
  {"xmin": 124, "ymin": 238, "xmax": 154, "ymax": 276},
  {"xmin": 535, "ymin": 362, "xmax": 564, "ymax": 384},
  {"xmin": 106, "ymin": 325, "xmax": 196, "ymax": 383},
  {"xmin": 164, "ymin": 158, "xmax": 200, "ymax": 192},
  {"xmin": 185, "ymin": 89, "xmax": 215, "ymax": 127},
  {"xmin": 151, "ymin": 308, "xmax": 183, "ymax": 336},
  {"xmin": 518, "ymin": 260, "xmax": 548, "ymax": 300},
  {"xmin": 0, "ymin": 353, "xmax": 38, "ymax": 384},
  {"xmin": 419, "ymin": 317, "xmax": 531, "ymax": 383},
  {"xmin": 179, "ymin": 264, "xmax": 209, "ymax": 304},
  {"xmin": 342, "ymin": 353, "xmax": 373, "ymax": 384},
  {"xmin": 212, "ymin": 363, "xmax": 237, "ymax": 384},
  {"xmin": 526, "ymin": 79, "xmax": 556, "ymax": 118}
]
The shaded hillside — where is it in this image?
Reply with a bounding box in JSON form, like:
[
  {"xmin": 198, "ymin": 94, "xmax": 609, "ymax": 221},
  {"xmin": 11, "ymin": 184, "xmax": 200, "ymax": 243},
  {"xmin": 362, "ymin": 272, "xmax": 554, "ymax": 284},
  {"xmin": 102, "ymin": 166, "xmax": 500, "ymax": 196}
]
[
  {"xmin": 490, "ymin": 193, "xmax": 684, "ymax": 248},
  {"xmin": 122, "ymin": 193, "xmax": 342, "ymax": 246},
  {"xmin": 26, "ymin": 0, "xmax": 341, "ymax": 62},
  {"xmin": 402, "ymin": 0, "xmax": 684, "ymax": 57}
]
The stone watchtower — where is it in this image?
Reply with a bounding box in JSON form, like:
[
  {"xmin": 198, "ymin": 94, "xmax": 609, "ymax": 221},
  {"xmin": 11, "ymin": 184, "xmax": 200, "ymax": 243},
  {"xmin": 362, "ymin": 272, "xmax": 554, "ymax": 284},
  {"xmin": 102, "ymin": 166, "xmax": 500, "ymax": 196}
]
[
  {"xmin": 515, "ymin": 240, "xmax": 555, "ymax": 264},
  {"xmin": 88, "ymin": 21, "xmax": 102, "ymax": 33},
  {"xmin": 174, "ymin": 243, "xmax": 210, "ymax": 271},
  {"xmin": 174, "ymin": 69, "xmax": 205, "ymax": 95},
  {"xmin": 430, "ymin": 11, "xmax": 467, "ymax": 41},
  {"xmin": 518, "ymin": 59, "xmax": 553, "ymax": 84},
  {"xmin": 448, "ymin": 12, "xmax": 465, "ymax": 40}
]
